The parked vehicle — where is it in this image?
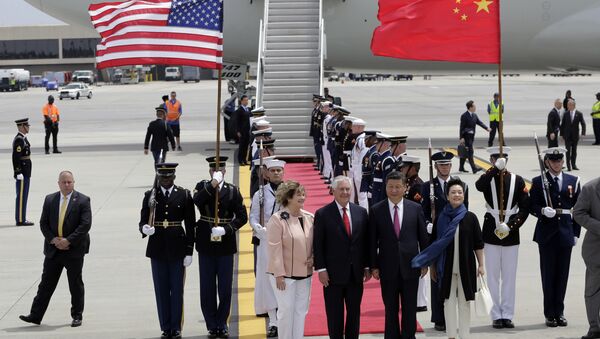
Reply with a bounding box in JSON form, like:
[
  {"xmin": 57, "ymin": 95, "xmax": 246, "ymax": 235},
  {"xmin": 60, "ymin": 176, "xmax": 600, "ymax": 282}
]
[
  {"xmin": 43, "ymin": 71, "xmax": 72, "ymax": 85},
  {"xmin": 72, "ymin": 70, "xmax": 95, "ymax": 84},
  {"xmin": 46, "ymin": 81, "xmax": 59, "ymax": 91},
  {"xmin": 30, "ymin": 75, "xmax": 44, "ymax": 87},
  {"xmin": 0, "ymin": 69, "xmax": 30, "ymax": 91},
  {"xmin": 394, "ymin": 74, "xmax": 414, "ymax": 81},
  {"xmin": 59, "ymin": 82, "xmax": 92, "ymax": 100},
  {"xmin": 182, "ymin": 66, "xmax": 200, "ymax": 83},
  {"xmin": 165, "ymin": 67, "xmax": 181, "ymax": 81},
  {"xmin": 120, "ymin": 68, "xmax": 139, "ymax": 84}
]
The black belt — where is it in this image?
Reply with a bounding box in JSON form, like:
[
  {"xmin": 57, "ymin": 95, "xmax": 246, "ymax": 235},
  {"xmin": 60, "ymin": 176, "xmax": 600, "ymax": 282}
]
[
  {"xmin": 199, "ymin": 216, "xmax": 233, "ymax": 225},
  {"xmin": 20, "ymin": 156, "xmax": 30, "ymax": 160},
  {"xmin": 153, "ymin": 220, "xmax": 182, "ymax": 228}
]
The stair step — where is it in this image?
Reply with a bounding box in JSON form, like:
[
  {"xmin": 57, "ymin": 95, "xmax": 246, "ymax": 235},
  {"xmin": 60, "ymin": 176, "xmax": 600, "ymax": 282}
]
[
  {"xmin": 263, "ymin": 100, "xmax": 312, "ymax": 109},
  {"xmin": 263, "ymin": 70, "xmax": 319, "ymax": 79},
  {"xmin": 268, "ymin": 122, "xmax": 311, "ymax": 131},
  {"xmin": 269, "ymin": 8, "xmax": 320, "ymax": 16},
  {"xmin": 267, "ymin": 21, "xmax": 319, "ymax": 30},
  {"xmin": 264, "ymin": 56, "xmax": 320, "ymax": 65},
  {"xmin": 266, "ymin": 35, "xmax": 318, "ymax": 43},
  {"xmin": 266, "ymin": 41, "xmax": 319, "ymax": 50},
  {"xmin": 264, "ymin": 63, "xmax": 319, "ymax": 72},
  {"xmin": 269, "ymin": 2, "xmax": 319, "ymax": 10},
  {"xmin": 275, "ymin": 139, "xmax": 314, "ymax": 147},
  {"xmin": 269, "ymin": 15, "xmax": 319, "ymax": 23},
  {"xmin": 267, "ymin": 28, "xmax": 319, "ymax": 36},
  {"xmin": 263, "ymin": 78, "xmax": 319, "ymax": 86},
  {"xmin": 263, "ymin": 85, "xmax": 319, "ymax": 94},
  {"xmin": 263, "ymin": 92, "xmax": 314, "ymax": 101},
  {"xmin": 264, "ymin": 108, "xmax": 312, "ymax": 116},
  {"xmin": 265, "ymin": 49, "xmax": 319, "ymax": 57},
  {"xmin": 272, "ymin": 130, "xmax": 311, "ymax": 139}
]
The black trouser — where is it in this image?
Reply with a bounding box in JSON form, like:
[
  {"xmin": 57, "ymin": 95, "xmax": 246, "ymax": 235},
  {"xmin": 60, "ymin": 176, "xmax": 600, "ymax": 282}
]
[
  {"xmin": 313, "ymin": 135, "xmax": 323, "ymax": 170},
  {"xmin": 30, "ymin": 254, "xmax": 85, "ymax": 321},
  {"xmin": 564, "ymin": 138, "xmax": 578, "ymax": 170},
  {"xmin": 488, "ymin": 121, "xmax": 499, "ymax": 147},
  {"xmin": 430, "ymin": 278, "xmax": 445, "ymax": 325},
  {"xmin": 381, "ymin": 275, "xmax": 419, "ymax": 339},
  {"xmin": 152, "ymin": 150, "xmax": 168, "ymax": 164},
  {"xmin": 223, "ymin": 114, "xmax": 231, "ymax": 141},
  {"xmin": 44, "ymin": 122, "xmax": 59, "ymax": 152},
  {"xmin": 547, "ymin": 136, "xmax": 558, "ymax": 148},
  {"xmin": 539, "ymin": 244, "xmax": 572, "ymax": 319},
  {"xmin": 593, "ymin": 119, "xmax": 600, "ymax": 144},
  {"xmin": 238, "ymin": 133, "xmax": 249, "ymax": 164},
  {"xmin": 459, "ymin": 134, "xmax": 478, "ymax": 172},
  {"xmin": 323, "ymin": 273, "xmax": 364, "ymax": 339}
]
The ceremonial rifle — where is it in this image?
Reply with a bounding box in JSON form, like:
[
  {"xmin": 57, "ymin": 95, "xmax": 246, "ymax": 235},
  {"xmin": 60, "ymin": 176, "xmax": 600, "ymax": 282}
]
[
  {"xmin": 534, "ymin": 132, "xmax": 553, "ymax": 208},
  {"xmin": 147, "ymin": 150, "xmax": 164, "ymax": 226},
  {"xmin": 258, "ymin": 140, "xmax": 265, "ymax": 226},
  {"xmin": 428, "ymin": 138, "xmax": 436, "ymax": 223}
]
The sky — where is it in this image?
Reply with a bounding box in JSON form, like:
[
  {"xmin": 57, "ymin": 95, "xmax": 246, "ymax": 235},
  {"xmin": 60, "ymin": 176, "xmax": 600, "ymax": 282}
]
[{"xmin": 0, "ymin": 0, "xmax": 64, "ymax": 27}]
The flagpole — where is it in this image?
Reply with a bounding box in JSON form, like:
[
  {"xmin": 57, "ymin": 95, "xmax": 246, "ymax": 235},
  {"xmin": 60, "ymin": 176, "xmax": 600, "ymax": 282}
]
[
  {"xmin": 214, "ymin": 67, "xmax": 223, "ymax": 229},
  {"xmin": 497, "ymin": 4, "xmax": 505, "ymax": 223}
]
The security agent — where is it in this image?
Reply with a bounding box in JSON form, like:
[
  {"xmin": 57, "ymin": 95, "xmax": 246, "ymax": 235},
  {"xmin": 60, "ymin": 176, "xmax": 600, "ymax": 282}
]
[
  {"xmin": 13, "ymin": 118, "xmax": 34, "ymax": 226},
  {"xmin": 475, "ymin": 147, "xmax": 530, "ymax": 329},
  {"xmin": 139, "ymin": 163, "xmax": 196, "ymax": 339},
  {"xmin": 144, "ymin": 107, "xmax": 176, "ymax": 164},
  {"xmin": 193, "ymin": 156, "xmax": 248, "ymax": 338},
  {"xmin": 530, "ymin": 147, "xmax": 581, "ymax": 329}
]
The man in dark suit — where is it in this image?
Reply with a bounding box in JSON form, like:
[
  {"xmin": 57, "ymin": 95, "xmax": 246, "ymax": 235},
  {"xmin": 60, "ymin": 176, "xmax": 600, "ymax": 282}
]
[
  {"xmin": 314, "ymin": 175, "xmax": 370, "ymax": 339},
  {"xmin": 193, "ymin": 156, "xmax": 248, "ymax": 337},
  {"xmin": 560, "ymin": 99, "xmax": 586, "ymax": 171},
  {"xmin": 19, "ymin": 171, "xmax": 92, "ymax": 327},
  {"xmin": 547, "ymin": 99, "xmax": 562, "ymax": 148},
  {"xmin": 233, "ymin": 95, "xmax": 251, "ymax": 165},
  {"xmin": 459, "ymin": 100, "xmax": 491, "ymax": 173},
  {"xmin": 144, "ymin": 107, "xmax": 176, "ymax": 164},
  {"xmin": 370, "ymin": 171, "xmax": 429, "ymax": 339}
]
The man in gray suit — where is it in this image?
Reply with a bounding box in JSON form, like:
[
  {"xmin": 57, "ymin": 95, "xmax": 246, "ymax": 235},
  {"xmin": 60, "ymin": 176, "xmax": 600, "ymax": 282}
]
[{"xmin": 574, "ymin": 177, "xmax": 600, "ymax": 339}]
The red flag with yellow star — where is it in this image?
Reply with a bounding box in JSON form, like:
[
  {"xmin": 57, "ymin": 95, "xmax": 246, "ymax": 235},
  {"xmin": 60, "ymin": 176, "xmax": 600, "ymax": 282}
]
[{"xmin": 371, "ymin": 0, "xmax": 500, "ymax": 63}]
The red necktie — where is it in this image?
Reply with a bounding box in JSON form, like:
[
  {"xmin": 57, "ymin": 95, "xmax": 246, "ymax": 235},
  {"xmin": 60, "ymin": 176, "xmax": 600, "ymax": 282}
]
[
  {"xmin": 393, "ymin": 205, "xmax": 401, "ymax": 238},
  {"xmin": 342, "ymin": 207, "xmax": 351, "ymax": 236}
]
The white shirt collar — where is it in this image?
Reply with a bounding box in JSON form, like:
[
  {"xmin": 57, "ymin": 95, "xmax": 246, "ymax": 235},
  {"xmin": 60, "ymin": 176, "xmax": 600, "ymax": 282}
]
[
  {"xmin": 61, "ymin": 191, "xmax": 73, "ymax": 200},
  {"xmin": 335, "ymin": 200, "xmax": 349, "ymax": 212},
  {"xmin": 388, "ymin": 198, "xmax": 403, "ymax": 210},
  {"xmin": 161, "ymin": 185, "xmax": 174, "ymax": 196}
]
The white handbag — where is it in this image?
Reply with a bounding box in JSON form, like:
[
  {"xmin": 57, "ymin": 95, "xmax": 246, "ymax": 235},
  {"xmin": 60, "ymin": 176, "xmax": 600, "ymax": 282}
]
[{"xmin": 475, "ymin": 275, "xmax": 493, "ymax": 317}]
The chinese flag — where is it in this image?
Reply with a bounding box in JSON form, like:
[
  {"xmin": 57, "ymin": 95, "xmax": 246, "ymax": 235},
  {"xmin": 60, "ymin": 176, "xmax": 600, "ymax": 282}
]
[{"xmin": 371, "ymin": 0, "xmax": 500, "ymax": 64}]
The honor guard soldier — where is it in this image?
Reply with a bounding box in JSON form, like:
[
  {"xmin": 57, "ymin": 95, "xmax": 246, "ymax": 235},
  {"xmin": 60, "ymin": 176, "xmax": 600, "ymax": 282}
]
[
  {"xmin": 193, "ymin": 156, "xmax": 248, "ymax": 338},
  {"xmin": 333, "ymin": 107, "xmax": 351, "ymax": 176},
  {"xmin": 139, "ymin": 163, "xmax": 196, "ymax": 339},
  {"xmin": 373, "ymin": 136, "xmax": 407, "ymax": 204},
  {"xmin": 530, "ymin": 147, "xmax": 581, "ymax": 328},
  {"xmin": 370, "ymin": 133, "xmax": 392, "ymax": 205},
  {"xmin": 475, "ymin": 147, "xmax": 530, "ymax": 329},
  {"xmin": 249, "ymin": 159, "xmax": 286, "ymax": 337},
  {"xmin": 310, "ymin": 94, "xmax": 326, "ymax": 171},
  {"xmin": 357, "ymin": 130, "xmax": 378, "ymax": 209},
  {"xmin": 250, "ymin": 138, "xmax": 275, "ymax": 198},
  {"xmin": 321, "ymin": 102, "xmax": 335, "ymax": 183},
  {"xmin": 420, "ymin": 151, "xmax": 469, "ymax": 331},
  {"xmin": 13, "ymin": 118, "xmax": 34, "ymax": 226}
]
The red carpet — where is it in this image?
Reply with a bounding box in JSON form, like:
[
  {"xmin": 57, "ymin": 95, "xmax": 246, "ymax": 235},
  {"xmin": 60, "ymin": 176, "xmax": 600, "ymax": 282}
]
[{"xmin": 284, "ymin": 163, "xmax": 423, "ymax": 336}]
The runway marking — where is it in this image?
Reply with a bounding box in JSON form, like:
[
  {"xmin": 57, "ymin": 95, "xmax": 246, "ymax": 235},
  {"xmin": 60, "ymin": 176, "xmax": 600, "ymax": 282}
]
[{"xmin": 237, "ymin": 166, "xmax": 265, "ymax": 338}]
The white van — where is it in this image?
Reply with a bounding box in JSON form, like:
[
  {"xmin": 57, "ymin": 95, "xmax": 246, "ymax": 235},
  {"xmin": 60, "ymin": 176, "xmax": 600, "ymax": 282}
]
[{"xmin": 165, "ymin": 67, "xmax": 181, "ymax": 81}]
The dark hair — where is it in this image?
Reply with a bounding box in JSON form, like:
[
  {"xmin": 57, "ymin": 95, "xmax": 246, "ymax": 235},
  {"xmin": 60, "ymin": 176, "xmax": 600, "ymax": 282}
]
[
  {"xmin": 466, "ymin": 100, "xmax": 474, "ymax": 110},
  {"xmin": 240, "ymin": 95, "xmax": 249, "ymax": 101},
  {"xmin": 385, "ymin": 171, "xmax": 407, "ymax": 185},
  {"xmin": 446, "ymin": 178, "xmax": 465, "ymax": 196},
  {"xmin": 162, "ymin": 95, "xmax": 168, "ymax": 101}
]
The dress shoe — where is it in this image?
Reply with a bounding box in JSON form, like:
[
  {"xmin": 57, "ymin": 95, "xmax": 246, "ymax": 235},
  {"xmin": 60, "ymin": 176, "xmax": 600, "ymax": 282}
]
[
  {"xmin": 19, "ymin": 314, "xmax": 40, "ymax": 325},
  {"xmin": 593, "ymin": 142, "xmax": 600, "ymax": 145},
  {"xmin": 218, "ymin": 328, "xmax": 229, "ymax": 338},
  {"xmin": 207, "ymin": 329, "xmax": 218, "ymax": 338},
  {"xmin": 16, "ymin": 221, "xmax": 35, "ymax": 226},
  {"xmin": 53, "ymin": 149, "xmax": 62, "ymax": 154},
  {"xmin": 71, "ymin": 318, "xmax": 82, "ymax": 327},
  {"xmin": 171, "ymin": 330, "xmax": 182, "ymax": 339},
  {"xmin": 416, "ymin": 306, "xmax": 428, "ymax": 312},
  {"xmin": 582, "ymin": 331, "xmax": 600, "ymax": 339},
  {"xmin": 573, "ymin": 166, "xmax": 580, "ymax": 170},
  {"xmin": 434, "ymin": 323, "xmax": 446, "ymax": 331},
  {"xmin": 459, "ymin": 168, "xmax": 469, "ymax": 173},
  {"xmin": 160, "ymin": 331, "xmax": 170, "ymax": 339},
  {"xmin": 502, "ymin": 319, "xmax": 515, "ymax": 328},
  {"xmin": 473, "ymin": 167, "xmax": 482, "ymax": 174},
  {"xmin": 45, "ymin": 150, "xmax": 50, "ymax": 155},
  {"xmin": 266, "ymin": 325, "xmax": 278, "ymax": 337},
  {"xmin": 177, "ymin": 146, "xmax": 182, "ymax": 151},
  {"xmin": 492, "ymin": 319, "xmax": 504, "ymax": 329},
  {"xmin": 256, "ymin": 313, "xmax": 268, "ymax": 317},
  {"xmin": 557, "ymin": 315, "xmax": 568, "ymax": 327},
  {"xmin": 545, "ymin": 317, "xmax": 557, "ymax": 327}
]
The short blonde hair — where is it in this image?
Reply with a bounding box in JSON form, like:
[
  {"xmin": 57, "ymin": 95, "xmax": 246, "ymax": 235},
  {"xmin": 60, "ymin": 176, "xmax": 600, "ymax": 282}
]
[{"xmin": 275, "ymin": 180, "xmax": 305, "ymax": 207}]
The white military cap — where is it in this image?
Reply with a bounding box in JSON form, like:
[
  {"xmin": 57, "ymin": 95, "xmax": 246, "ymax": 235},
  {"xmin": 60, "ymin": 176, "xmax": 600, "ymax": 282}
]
[
  {"xmin": 266, "ymin": 159, "xmax": 286, "ymax": 169},
  {"xmin": 401, "ymin": 154, "xmax": 421, "ymax": 164},
  {"xmin": 252, "ymin": 127, "xmax": 272, "ymax": 135},
  {"xmin": 542, "ymin": 147, "xmax": 567, "ymax": 160},
  {"xmin": 486, "ymin": 146, "xmax": 512, "ymax": 157},
  {"xmin": 252, "ymin": 155, "xmax": 276, "ymax": 166}
]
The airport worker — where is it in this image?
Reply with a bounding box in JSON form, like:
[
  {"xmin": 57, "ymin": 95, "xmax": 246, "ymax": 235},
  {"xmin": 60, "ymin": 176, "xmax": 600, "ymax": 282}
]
[
  {"xmin": 144, "ymin": 106, "xmax": 176, "ymax": 164},
  {"xmin": 19, "ymin": 171, "xmax": 91, "ymax": 328},
  {"xmin": 249, "ymin": 159, "xmax": 286, "ymax": 338},
  {"xmin": 139, "ymin": 163, "xmax": 196, "ymax": 339},
  {"xmin": 475, "ymin": 147, "xmax": 529, "ymax": 329},
  {"xmin": 358, "ymin": 130, "xmax": 379, "ymax": 209},
  {"xmin": 560, "ymin": 99, "xmax": 586, "ymax": 171},
  {"xmin": 193, "ymin": 156, "xmax": 248, "ymax": 338},
  {"xmin": 530, "ymin": 147, "xmax": 581, "ymax": 329},
  {"xmin": 165, "ymin": 91, "xmax": 183, "ymax": 151},
  {"xmin": 591, "ymin": 92, "xmax": 600, "ymax": 145},
  {"xmin": 487, "ymin": 93, "xmax": 504, "ymax": 147},
  {"xmin": 547, "ymin": 99, "xmax": 562, "ymax": 148},
  {"xmin": 573, "ymin": 176, "xmax": 600, "ymax": 339},
  {"xmin": 459, "ymin": 100, "xmax": 490, "ymax": 173},
  {"xmin": 310, "ymin": 94, "xmax": 325, "ymax": 172},
  {"xmin": 42, "ymin": 95, "xmax": 61, "ymax": 154},
  {"xmin": 13, "ymin": 118, "xmax": 34, "ymax": 226}
]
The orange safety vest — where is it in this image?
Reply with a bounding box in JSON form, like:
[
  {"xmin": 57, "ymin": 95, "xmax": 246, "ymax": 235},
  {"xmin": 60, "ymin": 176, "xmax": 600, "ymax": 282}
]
[
  {"xmin": 42, "ymin": 104, "xmax": 60, "ymax": 123},
  {"xmin": 165, "ymin": 100, "xmax": 181, "ymax": 122}
]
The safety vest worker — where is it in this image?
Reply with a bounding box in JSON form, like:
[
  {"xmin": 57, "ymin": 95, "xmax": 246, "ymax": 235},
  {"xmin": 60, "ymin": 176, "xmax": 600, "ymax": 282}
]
[
  {"xmin": 488, "ymin": 100, "xmax": 502, "ymax": 122},
  {"xmin": 42, "ymin": 101, "xmax": 60, "ymax": 123}
]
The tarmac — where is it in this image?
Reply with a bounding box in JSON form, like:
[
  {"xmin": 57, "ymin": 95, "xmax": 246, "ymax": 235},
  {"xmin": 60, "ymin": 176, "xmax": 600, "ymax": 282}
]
[{"xmin": 0, "ymin": 75, "xmax": 599, "ymax": 338}]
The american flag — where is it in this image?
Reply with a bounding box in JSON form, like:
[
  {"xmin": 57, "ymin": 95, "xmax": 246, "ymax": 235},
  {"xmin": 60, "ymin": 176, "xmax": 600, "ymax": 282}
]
[{"xmin": 89, "ymin": 0, "xmax": 223, "ymax": 69}]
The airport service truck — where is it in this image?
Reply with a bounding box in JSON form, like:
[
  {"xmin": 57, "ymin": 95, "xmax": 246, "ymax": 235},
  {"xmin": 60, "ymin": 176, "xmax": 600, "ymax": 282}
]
[
  {"xmin": 182, "ymin": 66, "xmax": 200, "ymax": 83},
  {"xmin": 0, "ymin": 69, "xmax": 30, "ymax": 91}
]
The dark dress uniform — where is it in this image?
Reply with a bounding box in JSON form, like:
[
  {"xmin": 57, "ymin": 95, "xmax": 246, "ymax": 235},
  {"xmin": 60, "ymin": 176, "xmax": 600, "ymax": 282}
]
[
  {"xmin": 310, "ymin": 96, "xmax": 325, "ymax": 170},
  {"xmin": 360, "ymin": 145, "xmax": 377, "ymax": 206},
  {"xmin": 371, "ymin": 149, "xmax": 390, "ymax": 204},
  {"xmin": 13, "ymin": 118, "xmax": 33, "ymax": 226},
  {"xmin": 530, "ymin": 154, "xmax": 581, "ymax": 324},
  {"xmin": 333, "ymin": 119, "xmax": 349, "ymax": 176},
  {"xmin": 406, "ymin": 175, "xmax": 424, "ymax": 203},
  {"xmin": 139, "ymin": 163, "xmax": 196, "ymax": 337},
  {"xmin": 326, "ymin": 115, "xmax": 338, "ymax": 175},
  {"xmin": 193, "ymin": 158, "xmax": 248, "ymax": 335}
]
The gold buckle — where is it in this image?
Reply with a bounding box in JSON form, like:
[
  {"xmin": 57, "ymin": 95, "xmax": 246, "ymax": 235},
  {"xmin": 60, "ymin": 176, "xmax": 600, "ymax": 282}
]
[{"xmin": 162, "ymin": 220, "xmax": 169, "ymax": 227}]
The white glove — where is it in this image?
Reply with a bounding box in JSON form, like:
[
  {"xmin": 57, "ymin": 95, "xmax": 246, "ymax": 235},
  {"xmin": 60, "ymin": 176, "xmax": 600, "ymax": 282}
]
[
  {"xmin": 16, "ymin": 174, "xmax": 24, "ymax": 180},
  {"xmin": 211, "ymin": 226, "xmax": 226, "ymax": 237},
  {"xmin": 542, "ymin": 207, "xmax": 556, "ymax": 218},
  {"xmin": 256, "ymin": 225, "xmax": 268, "ymax": 240},
  {"xmin": 212, "ymin": 171, "xmax": 224, "ymax": 183},
  {"xmin": 142, "ymin": 224, "xmax": 155, "ymax": 236},
  {"xmin": 426, "ymin": 223, "xmax": 433, "ymax": 234},
  {"xmin": 183, "ymin": 255, "xmax": 193, "ymax": 267},
  {"xmin": 494, "ymin": 157, "xmax": 507, "ymax": 171},
  {"xmin": 574, "ymin": 237, "xmax": 578, "ymax": 246}
]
